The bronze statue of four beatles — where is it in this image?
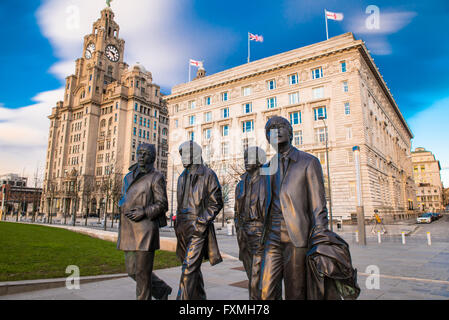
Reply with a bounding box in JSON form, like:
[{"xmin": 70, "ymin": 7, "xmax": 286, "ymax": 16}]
[{"xmin": 117, "ymin": 116, "xmax": 359, "ymax": 300}]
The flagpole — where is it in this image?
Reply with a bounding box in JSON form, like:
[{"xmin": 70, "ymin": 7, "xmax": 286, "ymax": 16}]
[
  {"xmin": 247, "ymin": 32, "xmax": 250, "ymax": 63},
  {"xmin": 325, "ymin": 9, "xmax": 329, "ymax": 40}
]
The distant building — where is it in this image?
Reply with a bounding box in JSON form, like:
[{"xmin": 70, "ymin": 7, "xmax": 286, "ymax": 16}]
[
  {"xmin": 166, "ymin": 33, "xmax": 417, "ymax": 222},
  {"xmin": 411, "ymin": 147, "xmax": 444, "ymax": 212},
  {"xmin": 1, "ymin": 174, "xmax": 42, "ymax": 217},
  {"xmin": 442, "ymin": 188, "xmax": 449, "ymax": 209},
  {"xmin": 0, "ymin": 173, "xmax": 28, "ymax": 187},
  {"xmin": 41, "ymin": 7, "xmax": 169, "ymax": 219}
]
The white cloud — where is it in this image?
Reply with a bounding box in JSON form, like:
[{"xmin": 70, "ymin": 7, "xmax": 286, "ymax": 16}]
[
  {"xmin": 0, "ymin": 88, "xmax": 64, "ymax": 181},
  {"xmin": 408, "ymin": 96, "xmax": 449, "ymax": 188},
  {"xmin": 347, "ymin": 10, "xmax": 416, "ymax": 56},
  {"xmin": 351, "ymin": 10, "xmax": 417, "ymax": 35},
  {"xmin": 36, "ymin": 0, "xmax": 238, "ymax": 89}
]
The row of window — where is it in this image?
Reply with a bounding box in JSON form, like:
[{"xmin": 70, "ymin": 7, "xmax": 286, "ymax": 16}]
[
  {"xmin": 189, "ymin": 121, "xmax": 353, "ymax": 145},
  {"xmin": 181, "ymin": 62, "xmax": 348, "ymax": 112},
  {"xmin": 133, "ymin": 127, "xmax": 157, "ymax": 141},
  {"xmin": 186, "ymin": 103, "xmax": 350, "ymax": 129},
  {"xmin": 135, "ymin": 103, "xmax": 158, "ymax": 117},
  {"xmin": 134, "ymin": 115, "xmax": 157, "ymax": 130}
]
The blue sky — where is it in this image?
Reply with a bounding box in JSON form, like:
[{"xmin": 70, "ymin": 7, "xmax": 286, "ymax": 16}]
[{"xmin": 0, "ymin": 0, "xmax": 448, "ymax": 186}]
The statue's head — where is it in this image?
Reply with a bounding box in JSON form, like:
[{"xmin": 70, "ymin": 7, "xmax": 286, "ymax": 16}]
[
  {"xmin": 178, "ymin": 141, "xmax": 203, "ymax": 168},
  {"xmin": 136, "ymin": 143, "xmax": 156, "ymax": 173},
  {"xmin": 265, "ymin": 116, "xmax": 293, "ymax": 149},
  {"xmin": 244, "ymin": 146, "xmax": 266, "ymax": 173}
]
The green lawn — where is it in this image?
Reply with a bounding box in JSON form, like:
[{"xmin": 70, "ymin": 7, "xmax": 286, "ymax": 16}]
[{"xmin": 0, "ymin": 222, "xmax": 181, "ymax": 282}]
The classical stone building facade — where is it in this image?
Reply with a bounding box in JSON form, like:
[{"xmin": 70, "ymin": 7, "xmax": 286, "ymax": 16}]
[
  {"xmin": 411, "ymin": 147, "xmax": 444, "ymax": 212},
  {"xmin": 166, "ymin": 33, "xmax": 416, "ymax": 222},
  {"xmin": 42, "ymin": 7, "xmax": 169, "ymax": 219}
]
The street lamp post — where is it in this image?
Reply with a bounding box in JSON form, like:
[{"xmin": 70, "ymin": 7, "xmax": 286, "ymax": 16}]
[
  {"xmin": 353, "ymin": 146, "xmax": 366, "ymax": 245},
  {"xmin": 168, "ymin": 152, "xmax": 175, "ymax": 228},
  {"xmin": 318, "ymin": 116, "xmax": 333, "ymax": 231}
]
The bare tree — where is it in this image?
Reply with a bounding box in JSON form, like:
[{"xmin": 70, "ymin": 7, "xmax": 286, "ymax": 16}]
[
  {"xmin": 100, "ymin": 165, "xmax": 121, "ymax": 230},
  {"xmin": 46, "ymin": 179, "xmax": 57, "ymax": 224},
  {"xmin": 110, "ymin": 173, "xmax": 123, "ymax": 228},
  {"xmin": 82, "ymin": 175, "xmax": 95, "ymax": 226}
]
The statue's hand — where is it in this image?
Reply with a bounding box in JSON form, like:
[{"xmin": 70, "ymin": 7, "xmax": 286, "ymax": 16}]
[{"xmin": 125, "ymin": 207, "xmax": 145, "ymax": 222}]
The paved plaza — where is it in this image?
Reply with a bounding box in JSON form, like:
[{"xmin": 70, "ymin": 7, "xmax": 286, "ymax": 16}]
[{"xmin": 1, "ymin": 215, "xmax": 449, "ymax": 300}]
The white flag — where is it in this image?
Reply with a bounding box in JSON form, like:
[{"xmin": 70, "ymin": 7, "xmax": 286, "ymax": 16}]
[
  {"xmin": 326, "ymin": 10, "xmax": 344, "ymax": 21},
  {"xmin": 189, "ymin": 59, "xmax": 203, "ymax": 67}
]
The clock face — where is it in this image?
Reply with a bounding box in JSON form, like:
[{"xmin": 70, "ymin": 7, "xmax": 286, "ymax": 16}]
[
  {"xmin": 105, "ymin": 45, "xmax": 120, "ymax": 62},
  {"xmin": 85, "ymin": 43, "xmax": 95, "ymax": 59}
]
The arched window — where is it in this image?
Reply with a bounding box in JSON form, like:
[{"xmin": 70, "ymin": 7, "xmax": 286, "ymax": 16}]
[
  {"xmin": 108, "ymin": 117, "xmax": 113, "ymax": 126},
  {"xmin": 100, "ymin": 119, "xmax": 106, "ymax": 128}
]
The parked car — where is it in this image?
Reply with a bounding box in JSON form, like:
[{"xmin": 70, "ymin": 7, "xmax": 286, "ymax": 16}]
[
  {"xmin": 417, "ymin": 213, "xmax": 433, "ymax": 224},
  {"xmin": 431, "ymin": 212, "xmax": 442, "ymax": 220}
]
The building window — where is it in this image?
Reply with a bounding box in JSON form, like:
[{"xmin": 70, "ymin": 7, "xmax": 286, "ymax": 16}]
[
  {"xmin": 314, "ymin": 107, "xmax": 327, "ymax": 120},
  {"xmin": 174, "ymin": 104, "xmax": 179, "ymax": 113},
  {"xmin": 341, "ymin": 61, "xmax": 347, "ymax": 73},
  {"xmin": 289, "ymin": 92, "xmax": 299, "ymax": 105},
  {"xmin": 267, "ymin": 79, "xmax": 276, "ymax": 90},
  {"xmin": 243, "ymin": 103, "xmax": 252, "ymax": 114},
  {"xmin": 222, "ymin": 125, "xmax": 229, "ymax": 137},
  {"xmin": 312, "ymin": 67, "xmax": 323, "ymax": 79},
  {"xmin": 143, "ymin": 118, "xmax": 146, "ymax": 127},
  {"xmin": 205, "ymin": 96, "xmax": 211, "ymax": 105},
  {"xmin": 221, "ymin": 142, "xmax": 229, "ymax": 157},
  {"xmin": 242, "ymin": 86, "xmax": 252, "ymax": 96},
  {"xmin": 175, "ymin": 119, "xmax": 179, "ymax": 128},
  {"xmin": 188, "ymin": 131, "xmax": 195, "ymax": 141},
  {"xmin": 222, "ymin": 107, "xmax": 229, "ymax": 119},
  {"xmin": 221, "ymin": 92, "xmax": 228, "ymax": 101},
  {"xmin": 346, "ymin": 126, "xmax": 353, "ymax": 140},
  {"xmin": 147, "ymin": 131, "xmax": 150, "ymax": 140},
  {"xmin": 343, "ymin": 81, "xmax": 349, "ymax": 93},
  {"xmin": 344, "ymin": 102, "xmax": 351, "ymax": 115},
  {"xmin": 204, "ymin": 112, "xmax": 212, "ymax": 122},
  {"xmin": 293, "ymin": 131, "xmax": 303, "ymax": 146},
  {"xmin": 189, "ymin": 100, "xmax": 196, "ymax": 109},
  {"xmin": 139, "ymin": 129, "xmax": 142, "ymax": 137},
  {"xmin": 315, "ymin": 127, "xmax": 328, "ymax": 143},
  {"xmin": 115, "ymin": 113, "xmax": 117, "ymax": 122},
  {"xmin": 154, "ymin": 121, "xmax": 157, "ymax": 130},
  {"xmin": 289, "ymin": 73, "xmax": 298, "ymax": 85},
  {"xmin": 135, "ymin": 103, "xmax": 138, "ymax": 111},
  {"xmin": 289, "ymin": 111, "xmax": 301, "ymax": 125},
  {"xmin": 267, "ymin": 97, "xmax": 277, "ymax": 109},
  {"xmin": 204, "ymin": 128, "xmax": 212, "ymax": 140},
  {"xmin": 312, "ymin": 87, "xmax": 324, "ymax": 99},
  {"xmin": 242, "ymin": 120, "xmax": 254, "ymax": 133},
  {"xmin": 188, "ymin": 115, "xmax": 196, "ymax": 126}
]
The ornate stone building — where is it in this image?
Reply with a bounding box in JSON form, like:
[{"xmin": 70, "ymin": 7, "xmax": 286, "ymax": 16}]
[
  {"xmin": 411, "ymin": 147, "xmax": 444, "ymax": 212},
  {"xmin": 41, "ymin": 7, "xmax": 169, "ymax": 219},
  {"xmin": 166, "ymin": 33, "xmax": 417, "ymax": 223}
]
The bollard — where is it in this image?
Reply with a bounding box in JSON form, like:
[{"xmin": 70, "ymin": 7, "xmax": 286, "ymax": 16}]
[
  {"xmin": 355, "ymin": 230, "xmax": 359, "ymax": 243},
  {"xmin": 427, "ymin": 232, "xmax": 432, "ymax": 246},
  {"xmin": 377, "ymin": 231, "xmax": 381, "ymax": 244},
  {"xmin": 401, "ymin": 231, "xmax": 406, "ymax": 245}
]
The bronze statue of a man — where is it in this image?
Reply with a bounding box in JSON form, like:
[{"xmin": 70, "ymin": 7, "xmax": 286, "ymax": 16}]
[
  {"xmin": 234, "ymin": 146, "xmax": 282, "ymax": 300},
  {"xmin": 175, "ymin": 141, "xmax": 223, "ymax": 300},
  {"xmin": 260, "ymin": 116, "xmax": 329, "ymax": 300},
  {"xmin": 117, "ymin": 143, "xmax": 172, "ymax": 300}
]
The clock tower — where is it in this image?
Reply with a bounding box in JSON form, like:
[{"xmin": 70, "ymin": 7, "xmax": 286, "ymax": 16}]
[{"xmin": 43, "ymin": 6, "xmax": 170, "ymax": 220}]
